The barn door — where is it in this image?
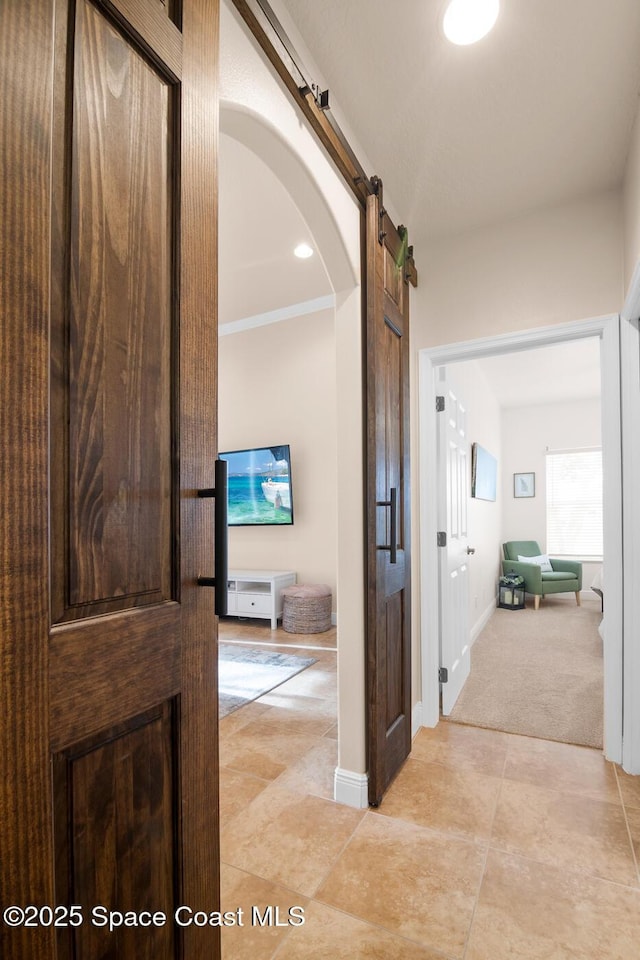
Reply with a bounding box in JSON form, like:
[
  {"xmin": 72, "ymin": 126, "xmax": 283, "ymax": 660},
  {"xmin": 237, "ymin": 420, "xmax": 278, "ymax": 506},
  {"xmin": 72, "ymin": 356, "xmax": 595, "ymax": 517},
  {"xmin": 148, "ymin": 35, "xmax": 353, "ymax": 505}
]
[
  {"xmin": 365, "ymin": 184, "xmax": 416, "ymax": 805},
  {"xmin": 0, "ymin": 2, "xmax": 220, "ymax": 958}
]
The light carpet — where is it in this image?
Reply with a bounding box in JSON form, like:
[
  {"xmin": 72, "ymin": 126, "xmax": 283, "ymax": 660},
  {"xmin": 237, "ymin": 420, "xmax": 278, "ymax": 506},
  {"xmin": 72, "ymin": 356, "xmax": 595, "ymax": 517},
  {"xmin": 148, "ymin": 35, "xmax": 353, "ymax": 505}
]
[
  {"xmin": 448, "ymin": 595, "xmax": 603, "ymax": 748},
  {"xmin": 218, "ymin": 644, "xmax": 316, "ymax": 718}
]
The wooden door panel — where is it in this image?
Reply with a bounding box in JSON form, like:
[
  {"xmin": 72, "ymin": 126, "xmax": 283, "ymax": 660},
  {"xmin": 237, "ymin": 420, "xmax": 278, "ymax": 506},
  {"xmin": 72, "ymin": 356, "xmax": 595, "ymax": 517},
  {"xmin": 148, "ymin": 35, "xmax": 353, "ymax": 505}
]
[
  {"xmin": 382, "ymin": 315, "xmax": 402, "ymax": 526},
  {"xmin": 366, "ymin": 190, "xmax": 414, "ymax": 805},
  {"xmin": 54, "ymin": 701, "xmax": 178, "ymax": 959},
  {"xmin": 52, "ymin": 0, "xmax": 177, "ymax": 623},
  {"xmin": 383, "ymin": 243, "xmax": 405, "ymax": 313},
  {"xmin": 385, "ymin": 593, "xmax": 404, "ymax": 726},
  {"xmin": 1, "ymin": 4, "xmax": 57, "ymax": 952},
  {"xmin": 1, "ymin": 1, "xmax": 220, "ymax": 957},
  {"xmin": 49, "ymin": 604, "xmax": 180, "ymax": 750}
]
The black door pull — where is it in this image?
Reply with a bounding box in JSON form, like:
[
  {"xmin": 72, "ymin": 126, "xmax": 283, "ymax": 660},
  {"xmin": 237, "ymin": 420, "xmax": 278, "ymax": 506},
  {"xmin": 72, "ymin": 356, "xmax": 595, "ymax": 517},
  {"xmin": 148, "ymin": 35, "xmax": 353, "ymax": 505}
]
[{"xmin": 197, "ymin": 458, "xmax": 228, "ymax": 616}]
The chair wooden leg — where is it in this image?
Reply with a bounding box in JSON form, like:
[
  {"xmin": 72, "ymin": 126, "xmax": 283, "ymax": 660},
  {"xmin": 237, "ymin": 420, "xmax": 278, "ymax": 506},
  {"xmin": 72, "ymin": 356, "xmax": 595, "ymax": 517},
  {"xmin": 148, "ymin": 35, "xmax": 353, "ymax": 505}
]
[
  {"xmin": 575, "ymin": 591, "xmax": 581, "ymax": 606},
  {"xmin": 534, "ymin": 595, "xmax": 540, "ymax": 610}
]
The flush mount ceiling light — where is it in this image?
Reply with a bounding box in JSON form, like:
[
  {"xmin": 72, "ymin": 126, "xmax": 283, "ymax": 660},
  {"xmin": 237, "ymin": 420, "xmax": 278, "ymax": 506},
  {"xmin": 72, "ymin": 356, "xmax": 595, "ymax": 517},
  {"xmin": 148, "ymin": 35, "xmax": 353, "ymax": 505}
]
[
  {"xmin": 294, "ymin": 242, "xmax": 314, "ymax": 259},
  {"xmin": 443, "ymin": 0, "xmax": 499, "ymax": 45}
]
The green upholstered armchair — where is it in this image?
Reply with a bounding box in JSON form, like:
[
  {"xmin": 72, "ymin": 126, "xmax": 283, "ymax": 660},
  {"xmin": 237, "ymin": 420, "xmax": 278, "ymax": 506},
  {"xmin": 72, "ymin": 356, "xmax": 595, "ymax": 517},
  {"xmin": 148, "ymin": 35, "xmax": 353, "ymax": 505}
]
[{"xmin": 502, "ymin": 541, "xmax": 582, "ymax": 610}]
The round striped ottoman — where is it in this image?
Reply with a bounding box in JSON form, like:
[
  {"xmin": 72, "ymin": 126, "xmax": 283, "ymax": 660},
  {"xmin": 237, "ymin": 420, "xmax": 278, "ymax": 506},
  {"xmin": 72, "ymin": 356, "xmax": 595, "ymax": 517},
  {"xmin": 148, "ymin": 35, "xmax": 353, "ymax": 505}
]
[{"xmin": 281, "ymin": 584, "xmax": 332, "ymax": 634}]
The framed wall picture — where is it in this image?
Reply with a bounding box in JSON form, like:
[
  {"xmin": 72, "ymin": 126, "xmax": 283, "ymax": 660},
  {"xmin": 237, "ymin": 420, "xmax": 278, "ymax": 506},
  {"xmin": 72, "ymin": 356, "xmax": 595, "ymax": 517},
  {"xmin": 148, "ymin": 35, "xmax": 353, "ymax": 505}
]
[
  {"xmin": 514, "ymin": 472, "xmax": 535, "ymax": 498},
  {"xmin": 471, "ymin": 443, "xmax": 497, "ymax": 501}
]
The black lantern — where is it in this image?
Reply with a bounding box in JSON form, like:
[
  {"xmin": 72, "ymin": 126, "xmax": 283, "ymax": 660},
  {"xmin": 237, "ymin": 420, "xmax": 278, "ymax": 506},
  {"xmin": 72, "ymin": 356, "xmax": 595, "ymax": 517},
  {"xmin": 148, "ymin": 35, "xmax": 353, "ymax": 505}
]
[{"xmin": 498, "ymin": 573, "xmax": 525, "ymax": 610}]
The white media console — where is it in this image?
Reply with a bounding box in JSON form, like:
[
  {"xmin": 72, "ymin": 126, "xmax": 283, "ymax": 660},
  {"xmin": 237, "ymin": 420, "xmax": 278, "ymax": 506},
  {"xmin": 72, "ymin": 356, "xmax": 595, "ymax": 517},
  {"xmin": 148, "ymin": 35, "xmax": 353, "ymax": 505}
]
[{"xmin": 226, "ymin": 569, "xmax": 296, "ymax": 629}]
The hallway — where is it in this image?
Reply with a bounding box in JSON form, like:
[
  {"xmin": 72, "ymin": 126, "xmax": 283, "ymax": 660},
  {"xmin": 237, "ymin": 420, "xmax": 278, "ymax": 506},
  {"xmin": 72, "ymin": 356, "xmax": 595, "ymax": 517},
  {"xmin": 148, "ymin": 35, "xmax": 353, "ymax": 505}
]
[{"xmin": 218, "ymin": 620, "xmax": 640, "ymax": 959}]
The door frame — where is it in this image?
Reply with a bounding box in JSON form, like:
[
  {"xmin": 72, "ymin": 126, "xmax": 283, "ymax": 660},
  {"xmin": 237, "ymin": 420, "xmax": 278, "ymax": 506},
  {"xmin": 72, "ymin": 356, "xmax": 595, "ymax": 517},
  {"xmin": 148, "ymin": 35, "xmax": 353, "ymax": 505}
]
[
  {"xmin": 620, "ymin": 268, "xmax": 640, "ymax": 774},
  {"xmin": 418, "ymin": 314, "xmax": 627, "ymax": 765}
]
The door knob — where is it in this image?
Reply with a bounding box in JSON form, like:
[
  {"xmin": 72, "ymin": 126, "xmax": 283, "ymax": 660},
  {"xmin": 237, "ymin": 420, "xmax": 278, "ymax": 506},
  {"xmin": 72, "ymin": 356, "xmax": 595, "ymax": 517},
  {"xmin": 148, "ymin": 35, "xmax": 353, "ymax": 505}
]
[{"xmin": 466, "ymin": 546, "xmax": 476, "ymax": 555}]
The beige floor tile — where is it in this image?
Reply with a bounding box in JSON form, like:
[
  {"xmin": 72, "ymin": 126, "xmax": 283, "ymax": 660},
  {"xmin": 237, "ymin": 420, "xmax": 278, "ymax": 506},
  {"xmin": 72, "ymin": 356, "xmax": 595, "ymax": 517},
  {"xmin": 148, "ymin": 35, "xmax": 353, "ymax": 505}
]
[
  {"xmin": 374, "ymin": 757, "xmax": 500, "ymax": 842},
  {"xmin": 503, "ymin": 733, "xmax": 619, "ymax": 802},
  {"xmin": 617, "ymin": 765, "xmax": 640, "ymax": 810},
  {"xmin": 270, "ymin": 663, "xmax": 337, "ymax": 700},
  {"xmin": 491, "ymin": 778, "xmax": 637, "ymax": 885},
  {"xmin": 219, "ymin": 619, "xmax": 278, "ymax": 641},
  {"xmin": 219, "ymin": 701, "xmax": 272, "ymax": 738},
  {"xmin": 219, "ymin": 723, "xmax": 324, "ymax": 781},
  {"xmin": 274, "ymin": 738, "xmax": 337, "ymax": 800},
  {"xmin": 410, "ymin": 722, "xmax": 510, "ymax": 778},
  {"xmin": 625, "ymin": 805, "xmax": 640, "ymax": 877},
  {"xmin": 219, "ymin": 620, "xmax": 337, "ymax": 650},
  {"xmin": 219, "ymin": 766, "xmax": 271, "ymax": 830},
  {"xmin": 216, "ymin": 622, "xmax": 640, "ymax": 955},
  {"xmin": 323, "ymin": 723, "xmax": 338, "ymax": 740},
  {"xmin": 315, "ymin": 812, "xmax": 485, "ymax": 957},
  {"xmin": 466, "ymin": 849, "xmax": 640, "ymax": 960},
  {"xmin": 273, "ymin": 901, "xmax": 447, "ymax": 959},
  {"xmin": 221, "ymin": 783, "xmax": 364, "ymax": 898},
  {"xmin": 274, "ymin": 628, "xmax": 338, "ymax": 649},
  {"xmin": 254, "ymin": 693, "xmax": 336, "ymax": 738},
  {"xmin": 220, "ymin": 863, "xmax": 308, "ymax": 960}
]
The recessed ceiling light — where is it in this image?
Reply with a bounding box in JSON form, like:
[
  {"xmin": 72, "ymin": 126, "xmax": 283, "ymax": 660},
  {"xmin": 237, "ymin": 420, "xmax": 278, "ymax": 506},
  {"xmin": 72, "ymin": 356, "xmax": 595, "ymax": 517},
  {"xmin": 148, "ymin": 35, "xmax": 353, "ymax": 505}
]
[
  {"xmin": 294, "ymin": 242, "xmax": 314, "ymax": 259},
  {"xmin": 443, "ymin": 0, "xmax": 499, "ymax": 46}
]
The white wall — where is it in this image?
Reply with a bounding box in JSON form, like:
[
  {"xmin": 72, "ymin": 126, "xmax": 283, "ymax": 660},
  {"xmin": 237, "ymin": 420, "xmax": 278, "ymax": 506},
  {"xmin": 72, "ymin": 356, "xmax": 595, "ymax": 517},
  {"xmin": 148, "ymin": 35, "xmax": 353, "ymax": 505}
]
[
  {"xmin": 623, "ymin": 98, "xmax": 640, "ymax": 294},
  {"xmin": 219, "ymin": 309, "xmax": 338, "ymax": 607},
  {"xmin": 413, "ymin": 190, "xmax": 623, "ymax": 351},
  {"xmin": 501, "ymin": 397, "xmax": 602, "ymax": 588},
  {"xmin": 220, "ymin": 0, "xmax": 367, "ymax": 785}
]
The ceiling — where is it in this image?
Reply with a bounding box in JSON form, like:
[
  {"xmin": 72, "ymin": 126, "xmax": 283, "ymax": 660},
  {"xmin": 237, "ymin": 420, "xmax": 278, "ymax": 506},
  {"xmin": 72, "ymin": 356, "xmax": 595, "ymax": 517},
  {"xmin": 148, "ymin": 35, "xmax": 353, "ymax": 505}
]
[
  {"xmin": 219, "ymin": 133, "xmax": 332, "ymax": 326},
  {"xmin": 275, "ymin": 0, "xmax": 640, "ymax": 241}
]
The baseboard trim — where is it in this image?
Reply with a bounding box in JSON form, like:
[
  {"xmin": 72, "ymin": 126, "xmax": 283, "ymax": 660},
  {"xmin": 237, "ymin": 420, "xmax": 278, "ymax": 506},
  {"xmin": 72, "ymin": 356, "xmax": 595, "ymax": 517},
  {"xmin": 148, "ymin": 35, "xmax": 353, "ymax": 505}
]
[
  {"xmin": 471, "ymin": 598, "xmax": 496, "ymax": 644},
  {"xmin": 334, "ymin": 767, "xmax": 368, "ymax": 809},
  {"xmin": 411, "ymin": 700, "xmax": 423, "ymax": 738}
]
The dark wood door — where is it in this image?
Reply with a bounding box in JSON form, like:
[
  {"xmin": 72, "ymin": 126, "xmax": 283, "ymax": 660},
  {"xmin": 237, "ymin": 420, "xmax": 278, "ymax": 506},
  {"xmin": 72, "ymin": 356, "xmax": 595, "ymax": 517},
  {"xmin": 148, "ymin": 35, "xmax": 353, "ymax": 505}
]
[
  {"xmin": 0, "ymin": 2, "xmax": 220, "ymax": 957},
  {"xmin": 365, "ymin": 187, "xmax": 415, "ymax": 806}
]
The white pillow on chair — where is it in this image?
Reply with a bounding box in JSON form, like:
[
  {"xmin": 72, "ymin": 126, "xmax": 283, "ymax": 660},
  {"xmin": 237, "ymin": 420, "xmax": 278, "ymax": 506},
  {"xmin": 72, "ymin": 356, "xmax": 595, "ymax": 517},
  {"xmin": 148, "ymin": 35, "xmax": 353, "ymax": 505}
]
[{"xmin": 518, "ymin": 553, "xmax": 553, "ymax": 572}]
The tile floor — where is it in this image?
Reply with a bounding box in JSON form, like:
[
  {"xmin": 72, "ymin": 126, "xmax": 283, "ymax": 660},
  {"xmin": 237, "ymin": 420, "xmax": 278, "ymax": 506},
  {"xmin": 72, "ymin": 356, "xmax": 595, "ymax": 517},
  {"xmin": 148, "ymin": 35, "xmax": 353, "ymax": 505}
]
[{"xmin": 218, "ymin": 619, "xmax": 640, "ymax": 959}]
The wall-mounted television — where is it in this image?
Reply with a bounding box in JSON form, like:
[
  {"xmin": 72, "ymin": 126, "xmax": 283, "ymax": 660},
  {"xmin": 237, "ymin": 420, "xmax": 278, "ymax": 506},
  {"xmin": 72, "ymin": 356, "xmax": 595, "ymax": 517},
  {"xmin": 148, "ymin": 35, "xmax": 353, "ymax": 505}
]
[{"xmin": 219, "ymin": 445, "xmax": 294, "ymax": 526}]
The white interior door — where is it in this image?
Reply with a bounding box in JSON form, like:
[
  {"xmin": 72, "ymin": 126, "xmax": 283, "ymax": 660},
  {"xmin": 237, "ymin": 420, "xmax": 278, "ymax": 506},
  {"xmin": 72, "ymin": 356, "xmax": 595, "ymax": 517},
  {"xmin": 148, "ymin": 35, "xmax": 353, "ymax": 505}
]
[{"xmin": 437, "ymin": 370, "xmax": 472, "ymax": 714}]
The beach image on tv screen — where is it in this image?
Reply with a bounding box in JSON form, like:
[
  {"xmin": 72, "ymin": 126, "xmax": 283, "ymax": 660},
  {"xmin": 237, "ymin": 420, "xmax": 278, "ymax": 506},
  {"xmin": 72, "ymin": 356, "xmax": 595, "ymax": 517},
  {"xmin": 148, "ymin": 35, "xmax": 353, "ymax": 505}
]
[{"xmin": 220, "ymin": 446, "xmax": 293, "ymax": 525}]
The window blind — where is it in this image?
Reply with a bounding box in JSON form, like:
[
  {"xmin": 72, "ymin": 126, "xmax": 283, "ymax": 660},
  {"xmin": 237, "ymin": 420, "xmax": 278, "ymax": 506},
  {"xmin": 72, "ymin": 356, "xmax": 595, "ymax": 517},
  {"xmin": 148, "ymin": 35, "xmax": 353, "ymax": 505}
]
[{"xmin": 546, "ymin": 449, "xmax": 603, "ymax": 558}]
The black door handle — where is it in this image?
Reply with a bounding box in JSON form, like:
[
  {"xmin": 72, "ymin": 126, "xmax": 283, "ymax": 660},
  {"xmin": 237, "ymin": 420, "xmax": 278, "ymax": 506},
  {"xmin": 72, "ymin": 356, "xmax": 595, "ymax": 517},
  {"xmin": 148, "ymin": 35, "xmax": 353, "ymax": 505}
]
[
  {"xmin": 197, "ymin": 458, "xmax": 228, "ymax": 616},
  {"xmin": 377, "ymin": 486, "xmax": 398, "ymax": 564}
]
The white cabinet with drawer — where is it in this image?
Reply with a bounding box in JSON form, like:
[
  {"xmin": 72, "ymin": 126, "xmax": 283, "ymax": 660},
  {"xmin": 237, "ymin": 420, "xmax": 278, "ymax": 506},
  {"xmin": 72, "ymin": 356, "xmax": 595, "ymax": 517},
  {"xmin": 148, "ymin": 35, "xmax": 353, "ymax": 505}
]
[{"xmin": 226, "ymin": 569, "xmax": 296, "ymax": 629}]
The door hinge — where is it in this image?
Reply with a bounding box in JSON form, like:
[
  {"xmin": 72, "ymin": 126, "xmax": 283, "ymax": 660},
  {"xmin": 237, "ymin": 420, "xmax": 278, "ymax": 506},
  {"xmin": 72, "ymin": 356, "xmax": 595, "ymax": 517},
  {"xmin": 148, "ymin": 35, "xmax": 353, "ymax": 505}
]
[
  {"xmin": 437, "ymin": 531, "xmax": 447, "ymax": 547},
  {"xmin": 436, "ymin": 395, "xmax": 445, "ymax": 412},
  {"xmin": 439, "ymin": 667, "xmax": 448, "ymax": 683}
]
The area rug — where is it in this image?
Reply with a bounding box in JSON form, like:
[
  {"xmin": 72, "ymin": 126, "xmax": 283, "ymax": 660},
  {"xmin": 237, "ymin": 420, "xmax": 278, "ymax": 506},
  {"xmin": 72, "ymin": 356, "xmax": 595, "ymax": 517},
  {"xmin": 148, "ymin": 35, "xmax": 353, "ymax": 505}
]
[
  {"xmin": 218, "ymin": 644, "xmax": 316, "ymax": 718},
  {"xmin": 448, "ymin": 595, "xmax": 603, "ymax": 748}
]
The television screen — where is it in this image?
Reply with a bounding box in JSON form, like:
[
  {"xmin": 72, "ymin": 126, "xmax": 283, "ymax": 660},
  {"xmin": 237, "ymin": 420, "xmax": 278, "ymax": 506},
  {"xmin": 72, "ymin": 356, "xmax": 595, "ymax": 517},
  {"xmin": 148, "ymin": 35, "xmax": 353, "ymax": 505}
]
[{"xmin": 219, "ymin": 445, "xmax": 294, "ymax": 526}]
